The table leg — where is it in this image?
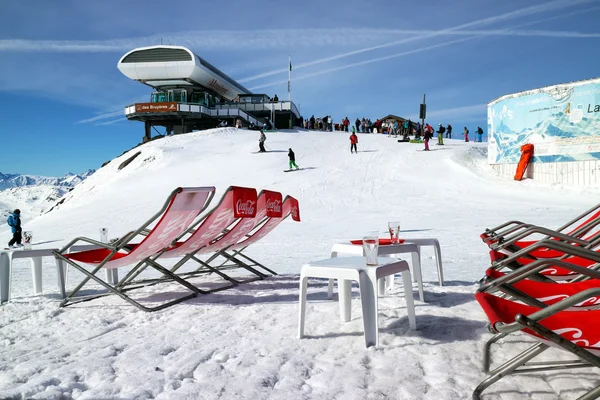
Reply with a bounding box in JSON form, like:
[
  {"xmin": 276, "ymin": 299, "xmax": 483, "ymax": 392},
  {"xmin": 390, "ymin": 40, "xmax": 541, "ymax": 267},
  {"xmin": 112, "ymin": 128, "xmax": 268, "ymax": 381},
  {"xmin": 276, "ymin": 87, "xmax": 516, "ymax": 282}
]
[
  {"xmin": 432, "ymin": 239, "xmax": 444, "ymax": 286},
  {"xmin": 31, "ymin": 257, "xmax": 43, "ymax": 295},
  {"xmin": 401, "ymin": 270, "xmax": 417, "ymax": 330},
  {"xmin": 359, "ymin": 271, "xmax": 378, "ymax": 348},
  {"xmin": 385, "ymin": 275, "xmax": 394, "ymax": 291},
  {"xmin": 339, "ymin": 279, "xmax": 352, "ymax": 322},
  {"xmin": 377, "ymin": 277, "xmax": 386, "ymax": 295},
  {"xmin": 411, "ymin": 250, "xmax": 425, "ymax": 302},
  {"xmin": 327, "ymin": 278, "xmax": 334, "ymax": 300},
  {"xmin": 298, "ymin": 275, "xmax": 309, "ymax": 338},
  {"xmin": 327, "ymin": 250, "xmax": 339, "ymax": 300},
  {"xmin": 55, "ymin": 259, "xmax": 66, "ymax": 299},
  {"xmin": 0, "ymin": 253, "xmax": 10, "ymax": 304},
  {"xmin": 105, "ymin": 269, "xmax": 119, "ymax": 285}
]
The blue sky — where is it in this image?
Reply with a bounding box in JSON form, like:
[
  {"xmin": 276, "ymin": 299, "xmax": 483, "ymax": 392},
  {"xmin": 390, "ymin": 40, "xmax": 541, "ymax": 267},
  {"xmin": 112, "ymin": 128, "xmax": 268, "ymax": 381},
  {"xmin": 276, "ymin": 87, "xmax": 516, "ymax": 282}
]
[{"xmin": 1, "ymin": 0, "xmax": 600, "ymax": 176}]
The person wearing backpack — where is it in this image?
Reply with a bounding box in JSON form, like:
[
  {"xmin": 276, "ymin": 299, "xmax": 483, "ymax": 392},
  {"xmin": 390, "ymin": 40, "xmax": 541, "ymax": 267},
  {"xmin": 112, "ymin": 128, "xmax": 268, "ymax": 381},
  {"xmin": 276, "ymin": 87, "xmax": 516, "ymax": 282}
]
[
  {"xmin": 477, "ymin": 126, "xmax": 484, "ymax": 142},
  {"xmin": 7, "ymin": 209, "xmax": 22, "ymax": 248},
  {"xmin": 437, "ymin": 124, "xmax": 445, "ymax": 145}
]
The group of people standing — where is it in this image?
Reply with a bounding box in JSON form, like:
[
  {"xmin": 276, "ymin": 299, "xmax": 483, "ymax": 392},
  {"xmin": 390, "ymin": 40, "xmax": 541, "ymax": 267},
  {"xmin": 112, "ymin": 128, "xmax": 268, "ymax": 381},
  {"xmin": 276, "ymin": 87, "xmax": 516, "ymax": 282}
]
[{"xmin": 462, "ymin": 126, "xmax": 485, "ymax": 142}]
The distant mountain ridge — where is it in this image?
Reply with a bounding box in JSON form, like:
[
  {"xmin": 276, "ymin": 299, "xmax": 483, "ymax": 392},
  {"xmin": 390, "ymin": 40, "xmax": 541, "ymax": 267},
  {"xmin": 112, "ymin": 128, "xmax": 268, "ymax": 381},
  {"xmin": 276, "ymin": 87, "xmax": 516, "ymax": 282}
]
[{"xmin": 0, "ymin": 169, "xmax": 95, "ymax": 191}]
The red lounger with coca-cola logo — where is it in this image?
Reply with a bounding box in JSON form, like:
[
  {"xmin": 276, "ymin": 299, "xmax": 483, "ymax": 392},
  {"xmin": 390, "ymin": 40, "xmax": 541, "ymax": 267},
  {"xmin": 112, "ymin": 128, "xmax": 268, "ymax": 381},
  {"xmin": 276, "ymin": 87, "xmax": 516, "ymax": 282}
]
[
  {"xmin": 207, "ymin": 194, "xmax": 301, "ymax": 274},
  {"xmin": 120, "ymin": 187, "xmax": 300, "ymax": 292},
  {"xmin": 54, "ymin": 186, "xmax": 217, "ymax": 312}
]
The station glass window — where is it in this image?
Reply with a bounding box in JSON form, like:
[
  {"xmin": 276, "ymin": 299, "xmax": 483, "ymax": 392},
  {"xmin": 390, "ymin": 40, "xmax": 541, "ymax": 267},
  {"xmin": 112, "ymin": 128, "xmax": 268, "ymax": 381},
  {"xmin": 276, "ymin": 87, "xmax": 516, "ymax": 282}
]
[{"xmin": 151, "ymin": 92, "xmax": 167, "ymax": 103}]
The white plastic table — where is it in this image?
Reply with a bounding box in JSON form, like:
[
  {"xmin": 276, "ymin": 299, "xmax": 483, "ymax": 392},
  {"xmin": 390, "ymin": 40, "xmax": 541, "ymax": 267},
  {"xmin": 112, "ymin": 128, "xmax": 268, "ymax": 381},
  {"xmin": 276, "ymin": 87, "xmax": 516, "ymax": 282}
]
[
  {"xmin": 0, "ymin": 244, "xmax": 116, "ymax": 304},
  {"xmin": 0, "ymin": 248, "xmax": 66, "ymax": 304},
  {"xmin": 298, "ymin": 256, "xmax": 417, "ymax": 348},
  {"xmin": 329, "ymin": 242, "xmax": 425, "ymax": 301}
]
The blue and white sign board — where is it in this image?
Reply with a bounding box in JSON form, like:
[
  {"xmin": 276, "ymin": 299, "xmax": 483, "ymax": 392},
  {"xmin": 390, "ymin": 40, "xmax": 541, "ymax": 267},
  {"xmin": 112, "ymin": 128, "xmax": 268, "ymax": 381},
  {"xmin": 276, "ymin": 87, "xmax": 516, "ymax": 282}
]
[{"xmin": 487, "ymin": 78, "xmax": 600, "ymax": 164}]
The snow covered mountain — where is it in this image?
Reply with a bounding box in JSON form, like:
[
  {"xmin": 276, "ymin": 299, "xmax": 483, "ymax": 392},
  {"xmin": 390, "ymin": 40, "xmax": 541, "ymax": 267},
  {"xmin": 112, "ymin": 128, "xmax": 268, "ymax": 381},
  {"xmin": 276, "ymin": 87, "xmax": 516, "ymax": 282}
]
[
  {"xmin": 0, "ymin": 169, "xmax": 94, "ymax": 220},
  {"xmin": 0, "ymin": 169, "xmax": 95, "ymax": 191}
]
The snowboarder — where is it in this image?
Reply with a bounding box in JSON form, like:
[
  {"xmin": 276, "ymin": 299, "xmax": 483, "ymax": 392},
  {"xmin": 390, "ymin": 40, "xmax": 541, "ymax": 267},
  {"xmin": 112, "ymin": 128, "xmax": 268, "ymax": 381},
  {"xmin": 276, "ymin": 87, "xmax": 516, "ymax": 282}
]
[
  {"xmin": 477, "ymin": 126, "xmax": 484, "ymax": 142},
  {"xmin": 258, "ymin": 130, "xmax": 267, "ymax": 152},
  {"xmin": 464, "ymin": 127, "xmax": 469, "ymax": 142},
  {"xmin": 437, "ymin": 124, "xmax": 445, "ymax": 145},
  {"xmin": 349, "ymin": 131, "xmax": 358, "ymax": 154},
  {"xmin": 288, "ymin": 148, "xmax": 299, "ymax": 170},
  {"xmin": 7, "ymin": 209, "xmax": 22, "ymax": 248},
  {"xmin": 446, "ymin": 124, "xmax": 452, "ymax": 139}
]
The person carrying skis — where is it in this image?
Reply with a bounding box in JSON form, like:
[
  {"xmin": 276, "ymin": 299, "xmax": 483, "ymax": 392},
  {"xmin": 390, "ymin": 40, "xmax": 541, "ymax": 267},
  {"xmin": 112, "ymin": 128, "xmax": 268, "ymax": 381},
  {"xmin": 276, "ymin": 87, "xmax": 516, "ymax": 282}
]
[
  {"xmin": 7, "ymin": 209, "xmax": 22, "ymax": 248},
  {"xmin": 464, "ymin": 127, "xmax": 469, "ymax": 142},
  {"xmin": 349, "ymin": 131, "xmax": 358, "ymax": 154},
  {"xmin": 288, "ymin": 148, "xmax": 299, "ymax": 170},
  {"xmin": 258, "ymin": 130, "xmax": 267, "ymax": 152},
  {"xmin": 437, "ymin": 124, "xmax": 445, "ymax": 145},
  {"xmin": 446, "ymin": 124, "xmax": 452, "ymax": 139}
]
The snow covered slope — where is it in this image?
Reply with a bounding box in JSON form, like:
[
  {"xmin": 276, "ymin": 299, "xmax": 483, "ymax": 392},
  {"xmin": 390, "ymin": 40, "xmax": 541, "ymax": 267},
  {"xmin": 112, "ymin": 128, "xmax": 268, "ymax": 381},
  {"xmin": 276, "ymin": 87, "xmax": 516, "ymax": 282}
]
[
  {"xmin": 1, "ymin": 128, "xmax": 599, "ymax": 399},
  {"xmin": 0, "ymin": 185, "xmax": 71, "ymax": 220}
]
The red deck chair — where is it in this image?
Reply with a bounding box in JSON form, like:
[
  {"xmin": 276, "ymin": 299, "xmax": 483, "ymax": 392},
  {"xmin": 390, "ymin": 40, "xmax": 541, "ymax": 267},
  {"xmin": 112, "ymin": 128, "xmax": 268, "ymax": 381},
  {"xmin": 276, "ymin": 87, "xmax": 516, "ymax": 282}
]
[
  {"xmin": 53, "ymin": 186, "xmax": 216, "ymax": 311},
  {"xmin": 486, "ymin": 238, "xmax": 600, "ymax": 282},
  {"xmin": 473, "ymin": 290, "xmax": 600, "ymax": 399},
  {"xmin": 206, "ymin": 195, "xmax": 301, "ymax": 274},
  {"xmin": 162, "ymin": 189, "xmax": 284, "ymax": 284},
  {"xmin": 117, "ymin": 186, "xmax": 261, "ymax": 290},
  {"xmin": 480, "ymin": 203, "xmax": 600, "ymax": 245}
]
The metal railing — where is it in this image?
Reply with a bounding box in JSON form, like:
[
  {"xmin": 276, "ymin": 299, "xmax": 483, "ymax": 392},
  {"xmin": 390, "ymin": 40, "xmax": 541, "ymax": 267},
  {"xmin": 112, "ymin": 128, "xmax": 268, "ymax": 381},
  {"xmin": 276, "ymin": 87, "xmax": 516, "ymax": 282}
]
[{"xmin": 125, "ymin": 100, "xmax": 301, "ymax": 122}]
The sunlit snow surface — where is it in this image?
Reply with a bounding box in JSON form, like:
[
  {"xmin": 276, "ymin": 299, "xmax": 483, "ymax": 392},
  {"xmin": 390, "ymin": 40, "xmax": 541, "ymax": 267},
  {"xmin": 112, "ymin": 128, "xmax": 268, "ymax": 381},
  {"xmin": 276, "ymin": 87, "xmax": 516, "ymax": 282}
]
[{"xmin": 1, "ymin": 128, "xmax": 599, "ymax": 399}]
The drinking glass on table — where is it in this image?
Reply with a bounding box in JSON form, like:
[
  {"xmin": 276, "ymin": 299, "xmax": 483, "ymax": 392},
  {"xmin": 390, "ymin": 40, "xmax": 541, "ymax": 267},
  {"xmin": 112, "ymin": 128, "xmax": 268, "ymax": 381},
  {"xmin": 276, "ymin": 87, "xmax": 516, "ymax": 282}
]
[
  {"xmin": 363, "ymin": 235, "xmax": 379, "ymax": 266},
  {"xmin": 388, "ymin": 221, "xmax": 400, "ymax": 244}
]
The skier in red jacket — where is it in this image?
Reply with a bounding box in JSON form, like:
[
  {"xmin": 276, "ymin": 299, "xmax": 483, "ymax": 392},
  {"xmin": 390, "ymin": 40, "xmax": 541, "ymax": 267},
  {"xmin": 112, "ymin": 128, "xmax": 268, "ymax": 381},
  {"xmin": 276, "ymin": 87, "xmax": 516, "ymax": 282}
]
[{"xmin": 349, "ymin": 131, "xmax": 358, "ymax": 154}]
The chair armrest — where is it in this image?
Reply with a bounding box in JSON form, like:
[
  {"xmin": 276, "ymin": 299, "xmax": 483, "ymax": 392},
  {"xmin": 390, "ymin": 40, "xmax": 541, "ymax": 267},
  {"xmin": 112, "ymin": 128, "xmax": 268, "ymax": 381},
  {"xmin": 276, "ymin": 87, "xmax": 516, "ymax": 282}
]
[
  {"xmin": 493, "ymin": 239, "xmax": 600, "ymax": 269},
  {"xmin": 483, "ymin": 223, "xmax": 536, "ymax": 244},
  {"xmin": 485, "ymin": 220, "xmax": 526, "ymax": 236},
  {"xmin": 481, "ymin": 258, "xmax": 600, "ymax": 293},
  {"xmin": 58, "ymin": 237, "xmax": 117, "ymax": 254},
  {"xmin": 491, "ymin": 226, "xmax": 590, "ymax": 251}
]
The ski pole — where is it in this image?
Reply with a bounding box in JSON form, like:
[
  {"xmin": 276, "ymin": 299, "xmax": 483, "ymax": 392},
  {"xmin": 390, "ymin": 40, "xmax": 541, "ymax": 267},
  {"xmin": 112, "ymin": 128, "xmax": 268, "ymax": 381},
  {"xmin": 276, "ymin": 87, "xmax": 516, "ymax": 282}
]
[{"xmin": 266, "ymin": 144, "xmax": 272, "ymax": 151}]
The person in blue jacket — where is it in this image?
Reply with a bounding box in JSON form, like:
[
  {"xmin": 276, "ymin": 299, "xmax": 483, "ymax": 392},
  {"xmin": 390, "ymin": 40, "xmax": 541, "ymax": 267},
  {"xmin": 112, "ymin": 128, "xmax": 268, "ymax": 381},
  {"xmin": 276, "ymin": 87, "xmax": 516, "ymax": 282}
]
[{"xmin": 7, "ymin": 209, "xmax": 22, "ymax": 248}]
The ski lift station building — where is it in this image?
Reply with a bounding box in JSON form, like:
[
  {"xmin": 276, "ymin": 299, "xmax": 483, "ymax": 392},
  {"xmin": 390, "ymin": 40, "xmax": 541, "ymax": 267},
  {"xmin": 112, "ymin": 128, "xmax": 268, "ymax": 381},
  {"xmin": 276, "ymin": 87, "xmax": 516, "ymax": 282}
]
[
  {"xmin": 117, "ymin": 45, "xmax": 301, "ymax": 140},
  {"xmin": 487, "ymin": 77, "xmax": 600, "ymax": 187}
]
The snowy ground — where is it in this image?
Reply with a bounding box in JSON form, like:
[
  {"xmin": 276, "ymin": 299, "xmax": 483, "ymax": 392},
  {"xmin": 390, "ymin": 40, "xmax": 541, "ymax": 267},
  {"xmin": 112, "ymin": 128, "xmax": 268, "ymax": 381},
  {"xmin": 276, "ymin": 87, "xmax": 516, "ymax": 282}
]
[{"xmin": 1, "ymin": 128, "xmax": 599, "ymax": 399}]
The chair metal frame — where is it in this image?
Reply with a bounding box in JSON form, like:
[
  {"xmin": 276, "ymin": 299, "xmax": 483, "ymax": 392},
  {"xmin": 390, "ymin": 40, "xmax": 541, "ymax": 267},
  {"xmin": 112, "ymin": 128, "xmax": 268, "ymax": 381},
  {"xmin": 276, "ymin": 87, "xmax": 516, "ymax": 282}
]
[{"xmin": 53, "ymin": 186, "xmax": 216, "ymax": 311}]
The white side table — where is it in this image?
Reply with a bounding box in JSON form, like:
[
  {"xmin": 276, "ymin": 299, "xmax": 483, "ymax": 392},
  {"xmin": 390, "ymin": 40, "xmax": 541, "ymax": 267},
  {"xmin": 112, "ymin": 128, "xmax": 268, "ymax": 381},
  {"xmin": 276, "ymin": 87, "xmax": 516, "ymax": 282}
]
[
  {"xmin": 298, "ymin": 256, "xmax": 417, "ymax": 348},
  {"xmin": 0, "ymin": 248, "xmax": 66, "ymax": 304},
  {"xmin": 329, "ymin": 242, "xmax": 425, "ymax": 301}
]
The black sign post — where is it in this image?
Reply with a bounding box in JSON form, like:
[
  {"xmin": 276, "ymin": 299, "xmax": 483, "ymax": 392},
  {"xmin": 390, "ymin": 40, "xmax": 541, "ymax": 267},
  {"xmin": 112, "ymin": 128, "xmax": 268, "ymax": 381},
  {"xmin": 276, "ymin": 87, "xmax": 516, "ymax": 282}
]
[{"xmin": 419, "ymin": 94, "xmax": 426, "ymax": 136}]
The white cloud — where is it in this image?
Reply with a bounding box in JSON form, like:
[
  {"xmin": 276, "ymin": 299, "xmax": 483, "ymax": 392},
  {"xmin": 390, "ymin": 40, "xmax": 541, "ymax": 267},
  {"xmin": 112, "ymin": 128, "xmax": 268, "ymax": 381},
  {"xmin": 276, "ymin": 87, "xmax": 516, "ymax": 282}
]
[
  {"xmin": 249, "ymin": 37, "xmax": 477, "ymax": 91},
  {"xmin": 239, "ymin": 0, "xmax": 599, "ymax": 83}
]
